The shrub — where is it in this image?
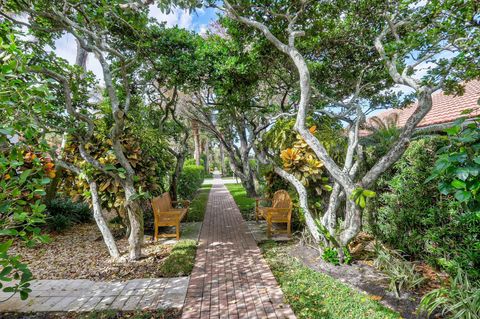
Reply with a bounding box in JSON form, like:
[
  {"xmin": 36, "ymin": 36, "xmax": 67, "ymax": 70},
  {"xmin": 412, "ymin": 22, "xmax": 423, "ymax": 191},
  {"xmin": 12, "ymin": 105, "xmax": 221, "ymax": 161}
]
[
  {"xmin": 366, "ymin": 137, "xmax": 480, "ymax": 280},
  {"xmin": 45, "ymin": 197, "xmax": 92, "ymax": 232},
  {"xmin": 322, "ymin": 247, "xmax": 352, "ymax": 266},
  {"xmin": 373, "ymin": 247, "xmax": 425, "ymax": 297},
  {"xmin": 419, "ymin": 269, "xmax": 480, "ymax": 319},
  {"xmin": 47, "ymin": 214, "xmax": 72, "ymax": 232},
  {"xmin": 178, "ymin": 165, "xmax": 204, "ymax": 199},
  {"xmin": 184, "ymin": 158, "xmax": 204, "ymax": 167}
]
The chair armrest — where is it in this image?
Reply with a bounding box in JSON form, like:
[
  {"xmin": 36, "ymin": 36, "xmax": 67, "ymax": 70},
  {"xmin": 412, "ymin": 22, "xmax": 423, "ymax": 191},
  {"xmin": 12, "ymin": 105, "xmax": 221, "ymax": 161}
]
[{"xmin": 263, "ymin": 207, "xmax": 290, "ymax": 213}]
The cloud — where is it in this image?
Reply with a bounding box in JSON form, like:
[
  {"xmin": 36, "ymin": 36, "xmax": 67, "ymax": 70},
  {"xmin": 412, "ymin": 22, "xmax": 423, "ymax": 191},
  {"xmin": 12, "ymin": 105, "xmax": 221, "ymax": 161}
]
[
  {"xmin": 148, "ymin": 5, "xmax": 194, "ymax": 30},
  {"xmin": 52, "ymin": 33, "xmax": 104, "ymax": 81},
  {"xmin": 198, "ymin": 24, "xmax": 208, "ymax": 36}
]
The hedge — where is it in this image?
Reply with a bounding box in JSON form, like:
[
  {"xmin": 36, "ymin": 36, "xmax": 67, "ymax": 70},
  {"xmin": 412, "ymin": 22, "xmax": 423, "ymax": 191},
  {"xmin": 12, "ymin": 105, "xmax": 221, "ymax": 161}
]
[{"xmin": 178, "ymin": 165, "xmax": 205, "ymax": 199}]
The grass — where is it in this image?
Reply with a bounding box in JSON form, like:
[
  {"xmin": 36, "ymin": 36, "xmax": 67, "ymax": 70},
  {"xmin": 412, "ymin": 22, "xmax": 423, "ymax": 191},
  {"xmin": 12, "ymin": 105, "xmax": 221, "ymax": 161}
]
[
  {"xmin": 225, "ymin": 183, "xmax": 256, "ymax": 220},
  {"xmin": 160, "ymin": 239, "xmax": 197, "ymax": 277},
  {"xmin": 261, "ymin": 241, "xmax": 401, "ymax": 319},
  {"xmin": 185, "ymin": 184, "xmax": 212, "ymax": 222}
]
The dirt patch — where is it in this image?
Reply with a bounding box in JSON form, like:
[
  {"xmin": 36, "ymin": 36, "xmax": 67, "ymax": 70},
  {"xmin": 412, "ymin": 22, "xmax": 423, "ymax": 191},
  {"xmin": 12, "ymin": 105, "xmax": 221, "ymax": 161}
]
[
  {"xmin": 288, "ymin": 242, "xmax": 432, "ymax": 319},
  {"xmin": 10, "ymin": 223, "xmax": 175, "ymax": 281}
]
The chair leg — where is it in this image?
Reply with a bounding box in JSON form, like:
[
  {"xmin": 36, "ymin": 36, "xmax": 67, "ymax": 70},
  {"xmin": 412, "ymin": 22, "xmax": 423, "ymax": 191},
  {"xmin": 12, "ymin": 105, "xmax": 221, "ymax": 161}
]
[
  {"xmin": 287, "ymin": 221, "xmax": 291, "ymax": 238},
  {"xmin": 176, "ymin": 222, "xmax": 180, "ymax": 240},
  {"xmin": 154, "ymin": 221, "xmax": 158, "ymax": 241}
]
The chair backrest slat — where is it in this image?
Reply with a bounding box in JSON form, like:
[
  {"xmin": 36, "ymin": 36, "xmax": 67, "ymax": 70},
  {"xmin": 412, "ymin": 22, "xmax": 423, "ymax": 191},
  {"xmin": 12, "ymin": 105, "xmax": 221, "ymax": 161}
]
[
  {"xmin": 272, "ymin": 190, "xmax": 292, "ymax": 209},
  {"xmin": 151, "ymin": 192, "xmax": 172, "ymax": 214}
]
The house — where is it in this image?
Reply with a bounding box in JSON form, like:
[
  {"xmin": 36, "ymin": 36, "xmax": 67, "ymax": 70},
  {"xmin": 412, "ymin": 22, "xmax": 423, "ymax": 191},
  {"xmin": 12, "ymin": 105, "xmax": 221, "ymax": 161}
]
[{"xmin": 366, "ymin": 80, "xmax": 480, "ymax": 132}]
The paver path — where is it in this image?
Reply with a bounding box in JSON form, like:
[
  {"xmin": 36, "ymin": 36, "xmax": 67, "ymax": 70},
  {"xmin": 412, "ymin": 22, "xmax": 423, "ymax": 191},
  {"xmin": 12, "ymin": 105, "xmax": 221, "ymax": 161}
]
[
  {"xmin": 182, "ymin": 180, "xmax": 296, "ymax": 319},
  {"xmin": 0, "ymin": 277, "xmax": 188, "ymax": 313}
]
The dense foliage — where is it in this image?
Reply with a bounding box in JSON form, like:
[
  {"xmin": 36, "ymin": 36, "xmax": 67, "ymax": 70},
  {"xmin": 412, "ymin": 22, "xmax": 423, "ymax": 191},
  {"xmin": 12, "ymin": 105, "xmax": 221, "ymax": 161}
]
[
  {"xmin": 45, "ymin": 198, "xmax": 92, "ymax": 232},
  {"xmin": 367, "ymin": 137, "xmax": 479, "ymax": 281},
  {"xmin": 178, "ymin": 165, "xmax": 205, "ymax": 199},
  {"xmin": 0, "ymin": 27, "xmax": 52, "ymax": 300}
]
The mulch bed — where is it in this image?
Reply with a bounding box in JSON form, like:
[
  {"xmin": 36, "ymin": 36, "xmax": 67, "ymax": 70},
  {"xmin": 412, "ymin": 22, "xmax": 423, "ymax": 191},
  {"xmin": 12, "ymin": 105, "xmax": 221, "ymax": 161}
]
[{"xmin": 10, "ymin": 223, "xmax": 173, "ymax": 281}]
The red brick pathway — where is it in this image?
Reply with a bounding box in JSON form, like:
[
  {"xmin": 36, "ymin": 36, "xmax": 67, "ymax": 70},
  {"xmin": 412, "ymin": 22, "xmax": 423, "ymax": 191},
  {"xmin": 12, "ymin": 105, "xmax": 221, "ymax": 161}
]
[{"xmin": 182, "ymin": 182, "xmax": 296, "ymax": 319}]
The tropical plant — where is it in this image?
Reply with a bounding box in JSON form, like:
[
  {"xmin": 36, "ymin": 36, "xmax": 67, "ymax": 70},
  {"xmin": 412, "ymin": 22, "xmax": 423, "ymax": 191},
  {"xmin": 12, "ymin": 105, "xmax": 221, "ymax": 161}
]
[
  {"xmin": 373, "ymin": 246, "xmax": 425, "ymax": 297},
  {"xmin": 0, "ymin": 28, "xmax": 51, "ymax": 300},
  {"xmin": 367, "ymin": 137, "xmax": 479, "ymax": 280},
  {"xmin": 419, "ymin": 269, "xmax": 480, "ymax": 319},
  {"xmin": 428, "ymin": 112, "xmax": 480, "ymax": 209}
]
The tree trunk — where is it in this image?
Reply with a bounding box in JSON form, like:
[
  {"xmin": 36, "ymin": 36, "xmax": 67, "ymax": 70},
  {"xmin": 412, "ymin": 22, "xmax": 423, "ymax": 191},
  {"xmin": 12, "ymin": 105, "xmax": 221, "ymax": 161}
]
[
  {"xmin": 241, "ymin": 177, "xmax": 257, "ymax": 198},
  {"xmin": 219, "ymin": 143, "xmax": 225, "ymax": 175},
  {"xmin": 204, "ymin": 137, "xmax": 209, "ymax": 174},
  {"xmin": 170, "ymin": 152, "xmax": 185, "ymax": 202},
  {"xmin": 89, "ymin": 180, "xmax": 120, "ymax": 259},
  {"xmin": 192, "ymin": 120, "xmax": 201, "ymax": 166},
  {"xmin": 123, "ymin": 182, "xmax": 144, "ymax": 260}
]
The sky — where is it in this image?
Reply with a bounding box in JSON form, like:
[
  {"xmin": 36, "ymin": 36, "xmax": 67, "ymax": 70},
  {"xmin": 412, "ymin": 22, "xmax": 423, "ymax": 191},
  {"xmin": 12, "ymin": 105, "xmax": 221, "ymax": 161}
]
[{"xmin": 52, "ymin": 5, "xmax": 219, "ymax": 81}]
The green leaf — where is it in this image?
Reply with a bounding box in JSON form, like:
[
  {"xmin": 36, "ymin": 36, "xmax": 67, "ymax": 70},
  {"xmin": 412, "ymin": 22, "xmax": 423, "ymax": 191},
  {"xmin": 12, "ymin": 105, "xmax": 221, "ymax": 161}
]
[
  {"xmin": 19, "ymin": 290, "xmax": 28, "ymax": 300},
  {"xmin": 0, "ymin": 229, "xmax": 18, "ymax": 236},
  {"xmin": 451, "ymin": 179, "xmax": 466, "ymax": 189},
  {"xmin": 362, "ymin": 189, "xmax": 376, "ymax": 198},
  {"xmin": 454, "ymin": 190, "xmax": 471, "ymax": 202},
  {"xmin": 40, "ymin": 178, "xmax": 51, "ymax": 185},
  {"xmin": 0, "ymin": 266, "xmax": 13, "ymax": 278},
  {"xmin": 0, "ymin": 127, "xmax": 14, "ymax": 136},
  {"xmin": 19, "ymin": 169, "xmax": 32, "ymax": 184},
  {"xmin": 445, "ymin": 126, "xmax": 460, "ymax": 135},
  {"xmin": 455, "ymin": 167, "xmax": 469, "ymax": 181},
  {"xmin": 358, "ymin": 195, "xmax": 366, "ymax": 208},
  {"xmin": 0, "ymin": 240, "xmax": 13, "ymax": 253}
]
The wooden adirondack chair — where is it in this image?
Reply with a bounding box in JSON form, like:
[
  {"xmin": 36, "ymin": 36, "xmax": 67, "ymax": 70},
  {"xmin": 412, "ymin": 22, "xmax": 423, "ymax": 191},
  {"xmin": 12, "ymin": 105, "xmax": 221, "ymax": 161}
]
[
  {"xmin": 151, "ymin": 192, "xmax": 190, "ymax": 240},
  {"xmin": 255, "ymin": 190, "xmax": 292, "ymax": 238}
]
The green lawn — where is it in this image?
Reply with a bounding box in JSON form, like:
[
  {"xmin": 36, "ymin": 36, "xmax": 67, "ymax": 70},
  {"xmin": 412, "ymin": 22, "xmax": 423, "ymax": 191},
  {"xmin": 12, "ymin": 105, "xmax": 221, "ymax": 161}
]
[
  {"xmin": 261, "ymin": 241, "xmax": 401, "ymax": 319},
  {"xmin": 224, "ymin": 183, "xmax": 256, "ymax": 220},
  {"xmin": 160, "ymin": 239, "xmax": 197, "ymax": 277},
  {"xmin": 185, "ymin": 184, "xmax": 212, "ymax": 222}
]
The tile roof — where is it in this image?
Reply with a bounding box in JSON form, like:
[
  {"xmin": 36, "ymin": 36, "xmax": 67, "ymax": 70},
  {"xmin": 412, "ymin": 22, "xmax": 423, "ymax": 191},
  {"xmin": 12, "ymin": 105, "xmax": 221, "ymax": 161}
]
[{"xmin": 368, "ymin": 80, "xmax": 480, "ymax": 129}]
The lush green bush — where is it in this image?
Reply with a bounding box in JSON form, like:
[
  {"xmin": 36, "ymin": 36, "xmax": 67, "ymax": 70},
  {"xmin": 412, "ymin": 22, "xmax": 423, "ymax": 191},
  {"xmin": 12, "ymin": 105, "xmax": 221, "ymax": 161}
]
[
  {"xmin": 45, "ymin": 198, "xmax": 92, "ymax": 232},
  {"xmin": 366, "ymin": 137, "xmax": 479, "ymax": 280},
  {"xmin": 178, "ymin": 165, "xmax": 204, "ymax": 199}
]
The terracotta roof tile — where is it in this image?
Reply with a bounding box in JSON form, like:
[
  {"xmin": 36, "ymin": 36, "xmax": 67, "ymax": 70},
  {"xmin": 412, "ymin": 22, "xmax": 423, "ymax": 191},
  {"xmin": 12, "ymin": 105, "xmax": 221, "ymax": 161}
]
[{"xmin": 369, "ymin": 80, "xmax": 480, "ymax": 128}]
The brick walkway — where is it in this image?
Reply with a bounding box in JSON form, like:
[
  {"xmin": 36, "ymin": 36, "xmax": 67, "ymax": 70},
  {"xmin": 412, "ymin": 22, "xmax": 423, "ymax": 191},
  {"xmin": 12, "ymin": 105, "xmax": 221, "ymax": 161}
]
[
  {"xmin": 182, "ymin": 181, "xmax": 296, "ymax": 319},
  {"xmin": 0, "ymin": 277, "xmax": 188, "ymax": 313}
]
